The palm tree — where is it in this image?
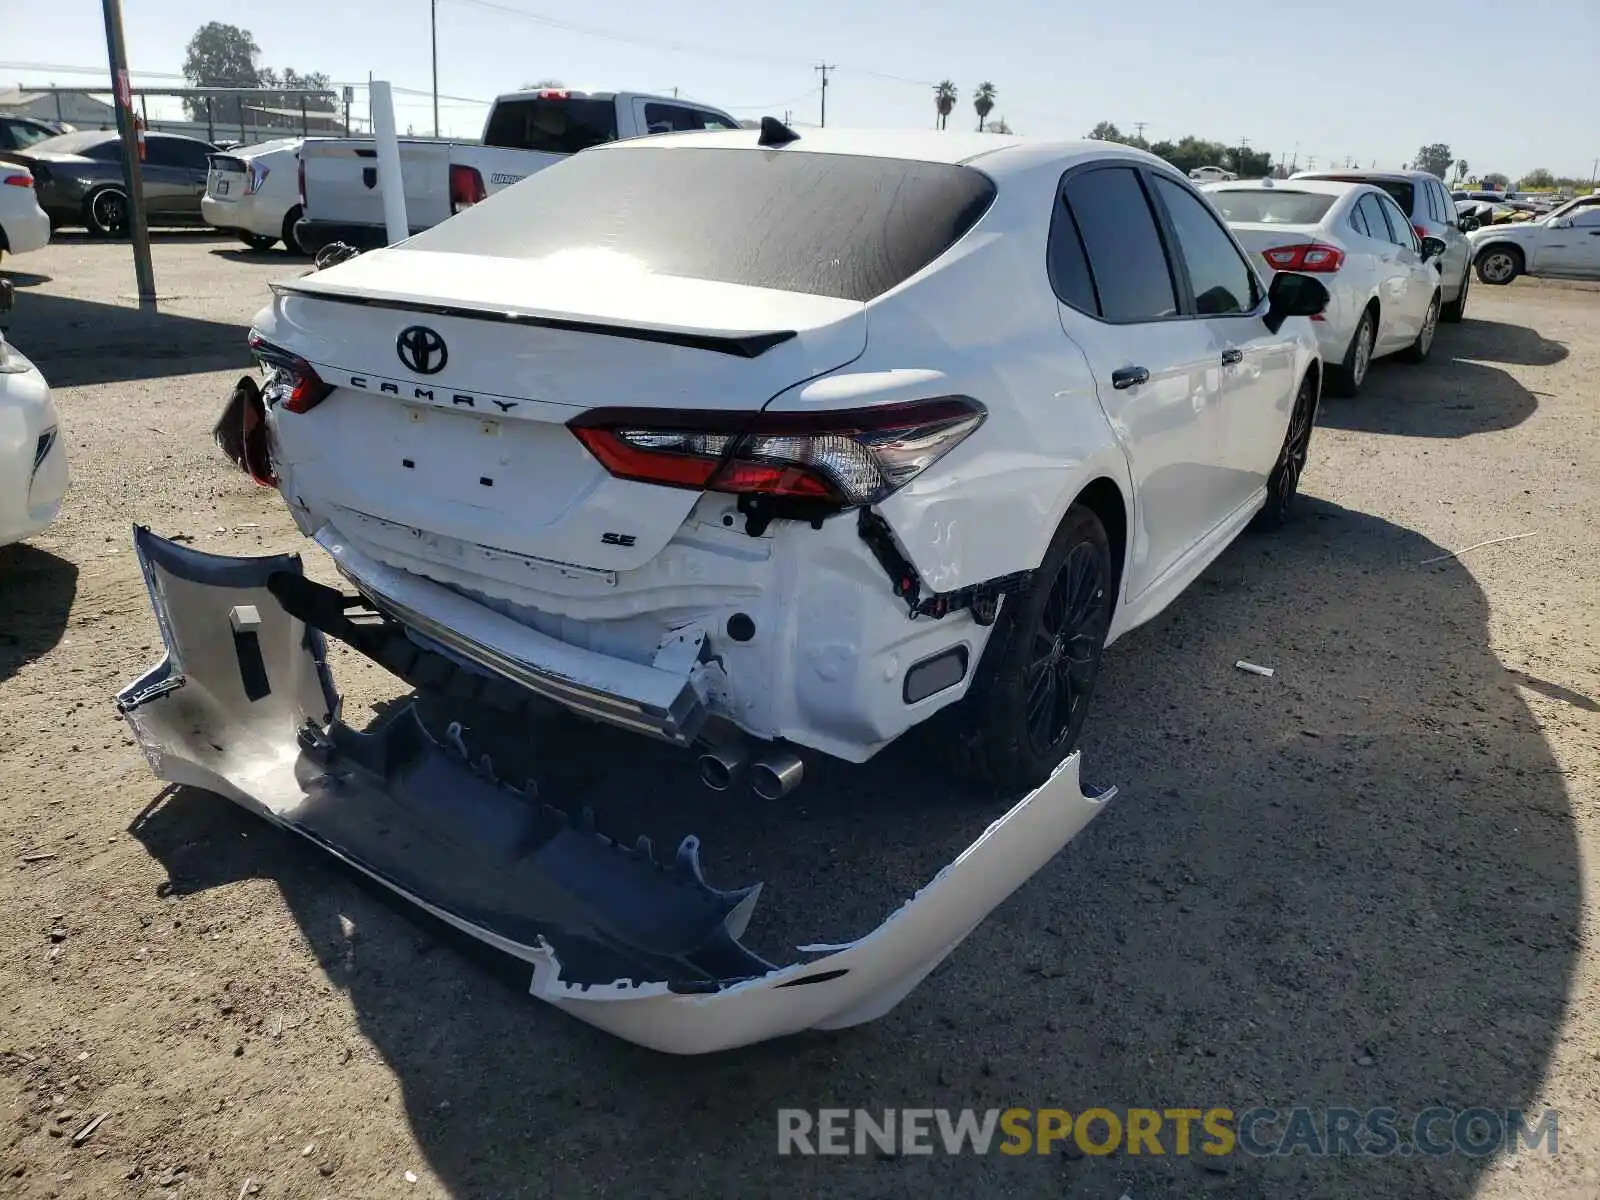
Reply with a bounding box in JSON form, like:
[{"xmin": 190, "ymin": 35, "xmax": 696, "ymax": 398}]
[
  {"xmin": 973, "ymin": 82, "xmax": 996, "ymax": 132},
  {"xmin": 934, "ymin": 81, "xmax": 957, "ymax": 130}
]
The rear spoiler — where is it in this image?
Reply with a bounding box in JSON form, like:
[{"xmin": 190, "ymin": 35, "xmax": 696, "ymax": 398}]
[{"xmin": 270, "ymin": 281, "xmax": 798, "ymax": 359}]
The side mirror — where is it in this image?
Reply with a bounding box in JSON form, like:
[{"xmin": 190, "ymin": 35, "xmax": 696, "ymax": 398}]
[
  {"xmin": 1459, "ymin": 216, "xmax": 1481, "ymax": 232},
  {"xmin": 1263, "ymin": 271, "xmax": 1329, "ymax": 333},
  {"xmin": 1420, "ymin": 235, "xmax": 1447, "ymax": 262},
  {"xmin": 0, "ymin": 278, "xmax": 13, "ymax": 315}
]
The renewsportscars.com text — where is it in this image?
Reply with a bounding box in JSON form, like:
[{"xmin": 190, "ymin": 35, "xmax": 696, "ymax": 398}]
[{"xmin": 777, "ymin": 1107, "xmax": 1559, "ymax": 1158}]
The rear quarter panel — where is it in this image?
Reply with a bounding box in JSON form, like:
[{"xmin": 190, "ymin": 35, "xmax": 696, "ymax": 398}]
[{"xmin": 766, "ymin": 169, "xmax": 1132, "ymax": 597}]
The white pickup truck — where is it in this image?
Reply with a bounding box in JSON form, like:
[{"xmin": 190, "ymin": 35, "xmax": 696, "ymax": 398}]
[{"xmin": 294, "ymin": 88, "xmax": 742, "ymax": 254}]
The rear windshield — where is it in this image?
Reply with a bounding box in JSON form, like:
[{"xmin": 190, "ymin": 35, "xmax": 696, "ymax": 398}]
[
  {"xmin": 482, "ymin": 98, "xmax": 620, "ymax": 154},
  {"xmin": 410, "ymin": 146, "xmax": 998, "ymax": 303},
  {"xmin": 1207, "ymin": 190, "xmax": 1337, "ymax": 224},
  {"xmin": 1309, "ymin": 175, "xmax": 1414, "ymax": 215}
]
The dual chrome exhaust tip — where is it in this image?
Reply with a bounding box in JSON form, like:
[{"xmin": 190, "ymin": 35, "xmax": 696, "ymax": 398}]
[{"xmin": 698, "ymin": 742, "xmax": 805, "ymax": 799}]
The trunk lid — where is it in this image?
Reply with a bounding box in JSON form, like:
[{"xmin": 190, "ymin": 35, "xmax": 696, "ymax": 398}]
[
  {"xmin": 205, "ymin": 154, "xmax": 249, "ymax": 203},
  {"xmin": 261, "ymin": 248, "xmax": 867, "ymax": 574}
]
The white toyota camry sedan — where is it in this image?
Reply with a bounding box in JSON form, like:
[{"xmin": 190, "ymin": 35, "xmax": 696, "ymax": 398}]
[
  {"xmin": 115, "ymin": 129, "xmax": 1328, "ymax": 1052},
  {"xmin": 1205, "ymin": 178, "xmax": 1449, "ymax": 397}
]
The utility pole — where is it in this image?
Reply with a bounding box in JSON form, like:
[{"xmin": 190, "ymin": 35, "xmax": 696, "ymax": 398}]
[
  {"xmin": 99, "ymin": 0, "xmax": 155, "ymax": 305},
  {"xmin": 430, "ymin": 0, "xmax": 440, "ymax": 137},
  {"xmin": 815, "ymin": 63, "xmax": 835, "ymax": 127},
  {"xmin": 1132, "ymin": 120, "xmax": 1147, "ymax": 141}
]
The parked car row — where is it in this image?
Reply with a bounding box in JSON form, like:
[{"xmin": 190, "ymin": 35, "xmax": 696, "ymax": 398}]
[{"xmin": 1202, "ymin": 174, "xmax": 1462, "ymax": 397}]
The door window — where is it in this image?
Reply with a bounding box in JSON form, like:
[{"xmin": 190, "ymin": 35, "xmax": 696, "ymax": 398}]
[
  {"xmin": 1570, "ymin": 209, "xmax": 1600, "ymax": 228},
  {"xmin": 1059, "ymin": 166, "xmax": 1178, "ymax": 322},
  {"xmin": 1421, "ymin": 181, "xmax": 1442, "ymax": 223},
  {"xmin": 1151, "ymin": 174, "xmax": 1258, "ymax": 314}
]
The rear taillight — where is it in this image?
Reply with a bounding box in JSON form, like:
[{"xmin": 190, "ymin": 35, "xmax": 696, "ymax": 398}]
[
  {"xmin": 1412, "ymin": 223, "xmax": 1428, "ymax": 243},
  {"xmin": 449, "ymin": 163, "xmax": 486, "ymax": 214},
  {"xmin": 1261, "ymin": 243, "xmax": 1346, "ymax": 273},
  {"xmin": 569, "ymin": 398, "xmax": 986, "ymax": 509},
  {"xmin": 2, "ymin": 173, "xmax": 32, "ymax": 188},
  {"xmin": 247, "ymin": 162, "xmax": 269, "ymax": 194},
  {"xmin": 248, "ymin": 332, "xmax": 333, "ymax": 415}
]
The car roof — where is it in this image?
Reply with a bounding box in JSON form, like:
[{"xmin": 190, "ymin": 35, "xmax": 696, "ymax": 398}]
[
  {"xmin": 1292, "ymin": 169, "xmax": 1433, "ymax": 184},
  {"xmin": 1204, "ymin": 178, "xmax": 1365, "ymax": 198},
  {"xmin": 588, "ymin": 127, "xmax": 1167, "ymax": 177}
]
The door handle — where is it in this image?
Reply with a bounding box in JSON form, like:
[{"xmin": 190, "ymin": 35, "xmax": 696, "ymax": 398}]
[
  {"xmin": 1111, "ymin": 366, "xmax": 1149, "ymax": 391},
  {"xmin": 1221, "ymin": 348, "xmax": 1244, "ymax": 366}
]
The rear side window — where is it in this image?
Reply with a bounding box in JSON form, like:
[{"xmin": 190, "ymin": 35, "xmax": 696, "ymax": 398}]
[
  {"xmin": 1348, "ymin": 200, "xmax": 1371, "ymax": 237},
  {"xmin": 1152, "ymin": 176, "xmax": 1257, "ymax": 314},
  {"xmin": 641, "ymin": 103, "xmax": 737, "ymax": 133},
  {"xmin": 1046, "ymin": 201, "xmax": 1097, "ymax": 313},
  {"xmin": 1206, "ymin": 190, "xmax": 1337, "ymax": 224},
  {"xmin": 1354, "ymin": 194, "xmax": 1388, "ymax": 240},
  {"xmin": 1060, "ymin": 166, "xmax": 1178, "ymax": 321},
  {"xmin": 410, "ymin": 146, "xmax": 997, "ymax": 303},
  {"xmin": 482, "ymin": 98, "xmax": 620, "ymax": 153},
  {"xmin": 85, "ymin": 139, "xmax": 124, "ymax": 163},
  {"xmin": 1376, "ymin": 196, "xmax": 1418, "ymax": 249}
]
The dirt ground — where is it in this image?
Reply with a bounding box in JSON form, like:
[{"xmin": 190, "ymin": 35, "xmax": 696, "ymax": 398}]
[{"xmin": 1, "ymin": 233, "xmax": 1596, "ymax": 1200}]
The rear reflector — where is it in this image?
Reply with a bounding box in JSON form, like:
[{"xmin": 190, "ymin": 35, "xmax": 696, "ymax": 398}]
[
  {"xmin": 2, "ymin": 173, "xmax": 32, "ymax": 188},
  {"xmin": 570, "ymin": 398, "xmax": 987, "ymax": 508},
  {"xmin": 904, "ymin": 646, "xmax": 969, "ymax": 704},
  {"xmin": 1261, "ymin": 243, "xmax": 1346, "ymax": 273}
]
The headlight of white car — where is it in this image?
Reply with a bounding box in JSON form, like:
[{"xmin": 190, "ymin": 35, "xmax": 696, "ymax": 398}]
[{"xmin": 0, "ymin": 335, "xmax": 36, "ymax": 375}]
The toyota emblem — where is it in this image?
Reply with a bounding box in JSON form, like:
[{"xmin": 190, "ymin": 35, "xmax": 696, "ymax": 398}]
[{"xmin": 396, "ymin": 325, "xmax": 447, "ymax": 375}]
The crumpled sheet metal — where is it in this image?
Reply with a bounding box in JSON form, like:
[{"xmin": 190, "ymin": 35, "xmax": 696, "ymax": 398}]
[{"xmin": 117, "ymin": 527, "xmax": 1116, "ymax": 1054}]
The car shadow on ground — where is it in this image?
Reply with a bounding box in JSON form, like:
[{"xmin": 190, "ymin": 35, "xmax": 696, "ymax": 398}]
[
  {"xmin": 0, "ymin": 269, "xmax": 51, "ymax": 288},
  {"xmin": 49, "ymin": 229, "xmax": 233, "ymax": 246},
  {"xmin": 2, "ymin": 292, "xmax": 251, "ymax": 387},
  {"xmin": 127, "ymin": 497, "xmax": 1578, "ymax": 1199},
  {"xmin": 1319, "ymin": 325, "xmax": 1550, "ymax": 438},
  {"xmin": 0, "ymin": 544, "xmax": 77, "ymax": 686},
  {"xmin": 209, "ymin": 246, "xmax": 309, "ymax": 264}
]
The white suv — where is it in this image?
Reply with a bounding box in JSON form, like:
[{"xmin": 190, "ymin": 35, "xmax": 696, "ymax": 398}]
[{"xmin": 1293, "ymin": 170, "xmax": 1474, "ymax": 322}]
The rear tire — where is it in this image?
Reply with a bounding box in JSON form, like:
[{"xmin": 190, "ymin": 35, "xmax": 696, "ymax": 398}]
[
  {"xmin": 281, "ymin": 205, "xmax": 306, "ymax": 255},
  {"xmin": 1441, "ymin": 260, "xmax": 1470, "ymax": 322},
  {"xmin": 1327, "ymin": 308, "xmax": 1375, "ymax": 398},
  {"xmin": 239, "ymin": 232, "xmax": 278, "ymax": 251},
  {"xmin": 1475, "ymin": 245, "xmax": 1522, "ymax": 285},
  {"xmin": 83, "ymin": 186, "xmax": 128, "ymax": 237},
  {"xmin": 922, "ymin": 504, "xmax": 1113, "ymax": 791},
  {"xmin": 1399, "ymin": 292, "xmax": 1440, "ymax": 364},
  {"xmin": 1251, "ymin": 371, "xmax": 1318, "ymax": 531}
]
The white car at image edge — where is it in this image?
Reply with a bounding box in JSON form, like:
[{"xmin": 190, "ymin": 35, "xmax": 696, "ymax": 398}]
[
  {"xmin": 0, "ymin": 164, "xmax": 52, "ymax": 262},
  {"xmin": 1204, "ymin": 178, "xmax": 1449, "ymax": 396},
  {"xmin": 114, "ymin": 130, "xmax": 1329, "ymax": 1054},
  {"xmin": 1469, "ymin": 196, "xmax": 1600, "ymax": 284},
  {"xmin": 201, "ymin": 137, "xmax": 308, "ymax": 253},
  {"xmin": 0, "ymin": 319, "xmax": 69, "ymax": 548}
]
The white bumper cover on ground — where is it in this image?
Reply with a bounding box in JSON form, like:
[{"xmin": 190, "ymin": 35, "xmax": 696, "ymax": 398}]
[{"xmin": 116, "ymin": 527, "xmax": 1115, "ymax": 1053}]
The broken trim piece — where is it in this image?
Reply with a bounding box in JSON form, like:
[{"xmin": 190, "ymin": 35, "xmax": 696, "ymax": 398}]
[
  {"xmin": 857, "ymin": 508, "xmax": 1031, "ymax": 622},
  {"xmin": 115, "ymin": 527, "xmax": 1116, "ymax": 1054}
]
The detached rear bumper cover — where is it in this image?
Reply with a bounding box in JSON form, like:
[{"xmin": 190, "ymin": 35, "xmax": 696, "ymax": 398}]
[{"xmin": 116, "ymin": 527, "xmax": 1115, "ymax": 1054}]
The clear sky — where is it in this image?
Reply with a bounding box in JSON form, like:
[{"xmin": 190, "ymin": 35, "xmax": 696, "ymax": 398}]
[{"xmin": 3, "ymin": 0, "xmax": 1596, "ymax": 180}]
